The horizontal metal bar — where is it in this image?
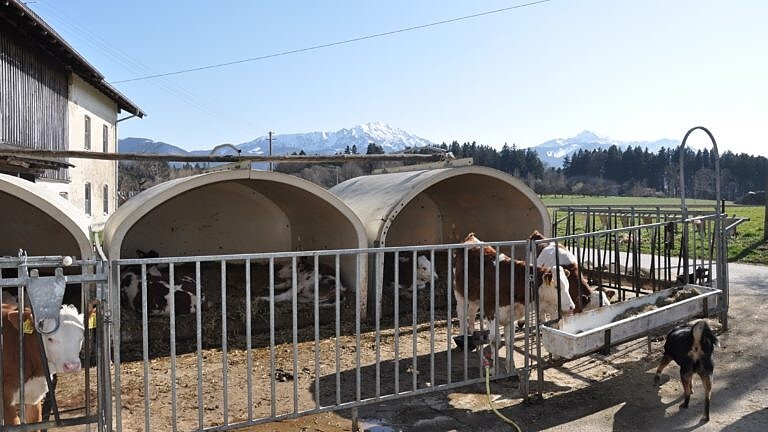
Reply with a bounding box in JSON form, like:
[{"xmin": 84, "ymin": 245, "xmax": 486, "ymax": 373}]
[
  {"xmin": 0, "ymin": 415, "xmax": 98, "ymax": 432},
  {"xmin": 0, "ymin": 148, "xmax": 448, "ymax": 164},
  {"xmin": 0, "ymin": 273, "xmax": 107, "ymax": 287},
  {"xmin": 0, "ymin": 257, "xmax": 99, "ymax": 267}
]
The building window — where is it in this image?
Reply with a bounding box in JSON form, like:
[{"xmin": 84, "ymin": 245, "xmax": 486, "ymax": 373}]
[
  {"xmin": 84, "ymin": 182, "xmax": 91, "ymax": 216},
  {"xmin": 103, "ymin": 124, "xmax": 109, "ymax": 152},
  {"xmin": 84, "ymin": 115, "xmax": 91, "ymax": 150},
  {"xmin": 103, "ymin": 184, "xmax": 109, "ymax": 214}
]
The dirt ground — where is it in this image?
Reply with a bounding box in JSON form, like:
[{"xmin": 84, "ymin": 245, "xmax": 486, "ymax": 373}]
[{"xmin": 49, "ymin": 261, "xmax": 767, "ymax": 432}]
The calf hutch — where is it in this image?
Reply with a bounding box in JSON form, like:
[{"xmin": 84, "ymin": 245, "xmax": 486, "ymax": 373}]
[
  {"xmin": 101, "ymin": 167, "xmax": 368, "ymax": 332},
  {"xmin": 0, "ymin": 173, "xmax": 92, "ymax": 259},
  {"xmin": 330, "ymin": 166, "xmax": 551, "ymax": 248},
  {"xmin": 331, "ymin": 166, "xmax": 552, "ymax": 319},
  {"xmin": 103, "ymin": 169, "xmax": 367, "ymax": 266}
]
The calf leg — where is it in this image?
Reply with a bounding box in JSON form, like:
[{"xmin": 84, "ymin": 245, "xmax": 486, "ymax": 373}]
[
  {"xmin": 454, "ymin": 292, "xmax": 467, "ymax": 336},
  {"xmin": 680, "ymin": 371, "xmax": 693, "ymax": 409},
  {"xmin": 504, "ymin": 320, "xmax": 516, "ymax": 373},
  {"xmin": 24, "ymin": 402, "xmax": 42, "ymax": 424},
  {"xmin": 654, "ymin": 354, "xmax": 672, "ymax": 385},
  {"xmin": 4, "ymin": 399, "xmax": 20, "ymax": 425},
  {"xmin": 700, "ymin": 372, "xmax": 713, "ymax": 422},
  {"xmin": 487, "ymin": 318, "xmax": 503, "ymax": 375}
]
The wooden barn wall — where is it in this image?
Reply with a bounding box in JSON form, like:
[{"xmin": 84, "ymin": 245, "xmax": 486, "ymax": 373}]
[{"xmin": 0, "ymin": 24, "xmax": 69, "ymax": 180}]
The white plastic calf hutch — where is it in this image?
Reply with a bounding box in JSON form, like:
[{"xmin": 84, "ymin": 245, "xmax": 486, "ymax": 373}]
[
  {"xmin": 0, "ymin": 172, "xmax": 92, "ymax": 258},
  {"xmin": 329, "ymin": 166, "xmax": 551, "ymax": 248},
  {"xmin": 102, "ymin": 169, "xmax": 368, "ymax": 295}
]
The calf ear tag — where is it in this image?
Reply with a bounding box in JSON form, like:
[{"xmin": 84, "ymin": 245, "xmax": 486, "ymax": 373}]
[
  {"xmin": 88, "ymin": 312, "xmax": 97, "ymax": 329},
  {"xmin": 23, "ymin": 318, "xmax": 35, "ymax": 334}
]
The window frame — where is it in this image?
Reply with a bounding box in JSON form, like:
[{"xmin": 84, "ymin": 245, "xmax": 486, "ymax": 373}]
[
  {"xmin": 84, "ymin": 115, "xmax": 91, "ymax": 150},
  {"xmin": 102, "ymin": 124, "xmax": 109, "ymax": 152},
  {"xmin": 103, "ymin": 184, "xmax": 109, "ymax": 215},
  {"xmin": 84, "ymin": 182, "xmax": 92, "ymax": 216}
]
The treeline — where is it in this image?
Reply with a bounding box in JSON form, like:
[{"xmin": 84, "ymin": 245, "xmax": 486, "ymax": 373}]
[
  {"xmin": 118, "ymin": 161, "xmax": 205, "ymax": 204},
  {"xmin": 118, "ymin": 142, "xmax": 766, "ymax": 203},
  {"xmin": 562, "ymin": 145, "xmax": 767, "ymax": 200}
]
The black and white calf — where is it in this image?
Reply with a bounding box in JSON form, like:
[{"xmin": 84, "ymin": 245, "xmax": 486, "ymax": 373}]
[
  {"xmin": 654, "ymin": 320, "xmax": 719, "ymax": 422},
  {"xmin": 382, "ymin": 253, "xmax": 437, "ymax": 299},
  {"xmin": 257, "ymin": 257, "xmax": 347, "ymax": 307},
  {"xmin": 120, "ymin": 249, "xmax": 205, "ymax": 317}
]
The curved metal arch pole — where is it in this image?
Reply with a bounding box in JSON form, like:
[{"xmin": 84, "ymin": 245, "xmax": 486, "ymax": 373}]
[{"xmin": 678, "ymin": 126, "xmax": 727, "ymax": 329}]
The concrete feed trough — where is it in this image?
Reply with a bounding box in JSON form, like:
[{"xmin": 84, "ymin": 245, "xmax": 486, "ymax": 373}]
[{"xmin": 540, "ymin": 285, "xmax": 721, "ymax": 359}]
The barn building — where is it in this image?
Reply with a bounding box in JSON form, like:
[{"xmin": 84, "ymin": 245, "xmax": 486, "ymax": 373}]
[{"xmin": 0, "ymin": 0, "xmax": 144, "ymax": 226}]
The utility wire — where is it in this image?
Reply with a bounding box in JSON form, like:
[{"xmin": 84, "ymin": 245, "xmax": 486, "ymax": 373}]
[
  {"xmin": 111, "ymin": 0, "xmax": 552, "ymax": 84},
  {"xmin": 32, "ymin": 1, "xmax": 246, "ymax": 127}
]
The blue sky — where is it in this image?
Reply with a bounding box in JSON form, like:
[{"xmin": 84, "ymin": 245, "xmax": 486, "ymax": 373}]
[{"xmin": 28, "ymin": 0, "xmax": 768, "ymax": 156}]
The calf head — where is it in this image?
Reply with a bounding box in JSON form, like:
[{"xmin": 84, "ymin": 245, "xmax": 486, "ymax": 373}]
[
  {"xmin": 582, "ymin": 288, "xmax": 615, "ymax": 311},
  {"xmin": 136, "ymin": 249, "xmax": 160, "ymax": 259},
  {"xmin": 275, "ymin": 257, "xmax": 316, "ymax": 281},
  {"xmin": 415, "ymin": 255, "xmax": 437, "ymax": 288},
  {"xmin": 316, "ymin": 274, "xmax": 348, "ymax": 304},
  {"xmin": 7, "ymin": 304, "xmax": 85, "ymax": 373},
  {"xmin": 539, "ymin": 266, "xmax": 575, "ymax": 316},
  {"xmin": 462, "ymin": 232, "xmax": 497, "ymax": 256},
  {"xmin": 133, "ymin": 249, "xmax": 163, "ymax": 277}
]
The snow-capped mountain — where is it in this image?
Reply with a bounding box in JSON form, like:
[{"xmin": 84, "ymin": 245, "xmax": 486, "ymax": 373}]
[
  {"xmin": 532, "ymin": 131, "xmax": 679, "ymax": 168},
  {"xmin": 118, "ymin": 126, "xmax": 680, "ymax": 170},
  {"xmin": 236, "ymin": 122, "xmax": 434, "ymax": 156},
  {"xmin": 119, "ymin": 122, "xmax": 435, "ymax": 159}
]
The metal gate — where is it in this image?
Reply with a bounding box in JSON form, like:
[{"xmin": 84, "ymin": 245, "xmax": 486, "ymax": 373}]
[
  {"xmin": 107, "ymin": 241, "xmax": 549, "ymax": 431},
  {"xmin": 0, "ymin": 250, "xmax": 109, "ymax": 432}
]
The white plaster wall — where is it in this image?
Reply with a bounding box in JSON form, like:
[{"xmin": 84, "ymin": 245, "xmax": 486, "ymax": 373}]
[{"xmin": 65, "ymin": 74, "xmax": 118, "ymax": 226}]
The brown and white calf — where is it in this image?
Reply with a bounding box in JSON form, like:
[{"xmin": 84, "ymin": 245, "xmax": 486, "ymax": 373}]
[
  {"xmin": 453, "ymin": 233, "xmax": 575, "ymax": 371},
  {"xmin": 529, "ymin": 230, "xmax": 615, "ymax": 312},
  {"xmin": 2, "ymin": 304, "xmax": 84, "ymax": 426},
  {"xmin": 256, "ymin": 257, "xmax": 347, "ymax": 307}
]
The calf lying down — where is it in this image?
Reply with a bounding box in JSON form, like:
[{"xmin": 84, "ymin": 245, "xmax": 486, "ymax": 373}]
[
  {"xmin": 256, "ymin": 258, "xmax": 347, "ymax": 307},
  {"xmin": 121, "ymin": 249, "xmax": 205, "ymax": 317},
  {"xmin": 654, "ymin": 320, "xmax": 718, "ymax": 422}
]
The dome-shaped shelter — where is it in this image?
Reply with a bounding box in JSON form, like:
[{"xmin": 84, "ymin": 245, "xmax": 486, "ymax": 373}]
[
  {"xmin": 0, "ymin": 173, "xmax": 92, "ymax": 258},
  {"xmin": 330, "ymin": 166, "xmax": 550, "ymax": 249},
  {"xmin": 103, "ymin": 169, "xmax": 368, "ymax": 290}
]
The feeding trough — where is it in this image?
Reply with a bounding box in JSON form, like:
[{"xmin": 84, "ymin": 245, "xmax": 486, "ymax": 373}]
[{"xmin": 540, "ymin": 285, "xmax": 721, "ymax": 359}]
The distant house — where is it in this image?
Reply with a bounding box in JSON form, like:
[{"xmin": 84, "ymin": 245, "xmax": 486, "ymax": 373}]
[{"xmin": 0, "ymin": 0, "xmax": 144, "ymax": 225}]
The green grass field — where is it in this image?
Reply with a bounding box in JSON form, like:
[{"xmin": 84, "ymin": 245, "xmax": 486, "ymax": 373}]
[{"xmin": 539, "ymin": 195, "xmax": 767, "ymax": 265}]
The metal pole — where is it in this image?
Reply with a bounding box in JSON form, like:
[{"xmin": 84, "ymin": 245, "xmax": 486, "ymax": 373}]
[
  {"xmin": 268, "ymin": 131, "xmax": 274, "ymax": 172},
  {"xmin": 678, "ymin": 126, "xmax": 724, "ymax": 327}
]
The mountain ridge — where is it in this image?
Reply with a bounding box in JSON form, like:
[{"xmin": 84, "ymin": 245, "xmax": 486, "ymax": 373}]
[{"xmin": 118, "ymin": 124, "xmax": 680, "ymax": 168}]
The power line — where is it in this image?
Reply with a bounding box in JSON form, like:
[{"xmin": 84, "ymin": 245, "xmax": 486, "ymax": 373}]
[
  {"xmin": 111, "ymin": 0, "xmax": 552, "ymax": 84},
  {"xmin": 31, "ymin": 1, "xmax": 248, "ymax": 128}
]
